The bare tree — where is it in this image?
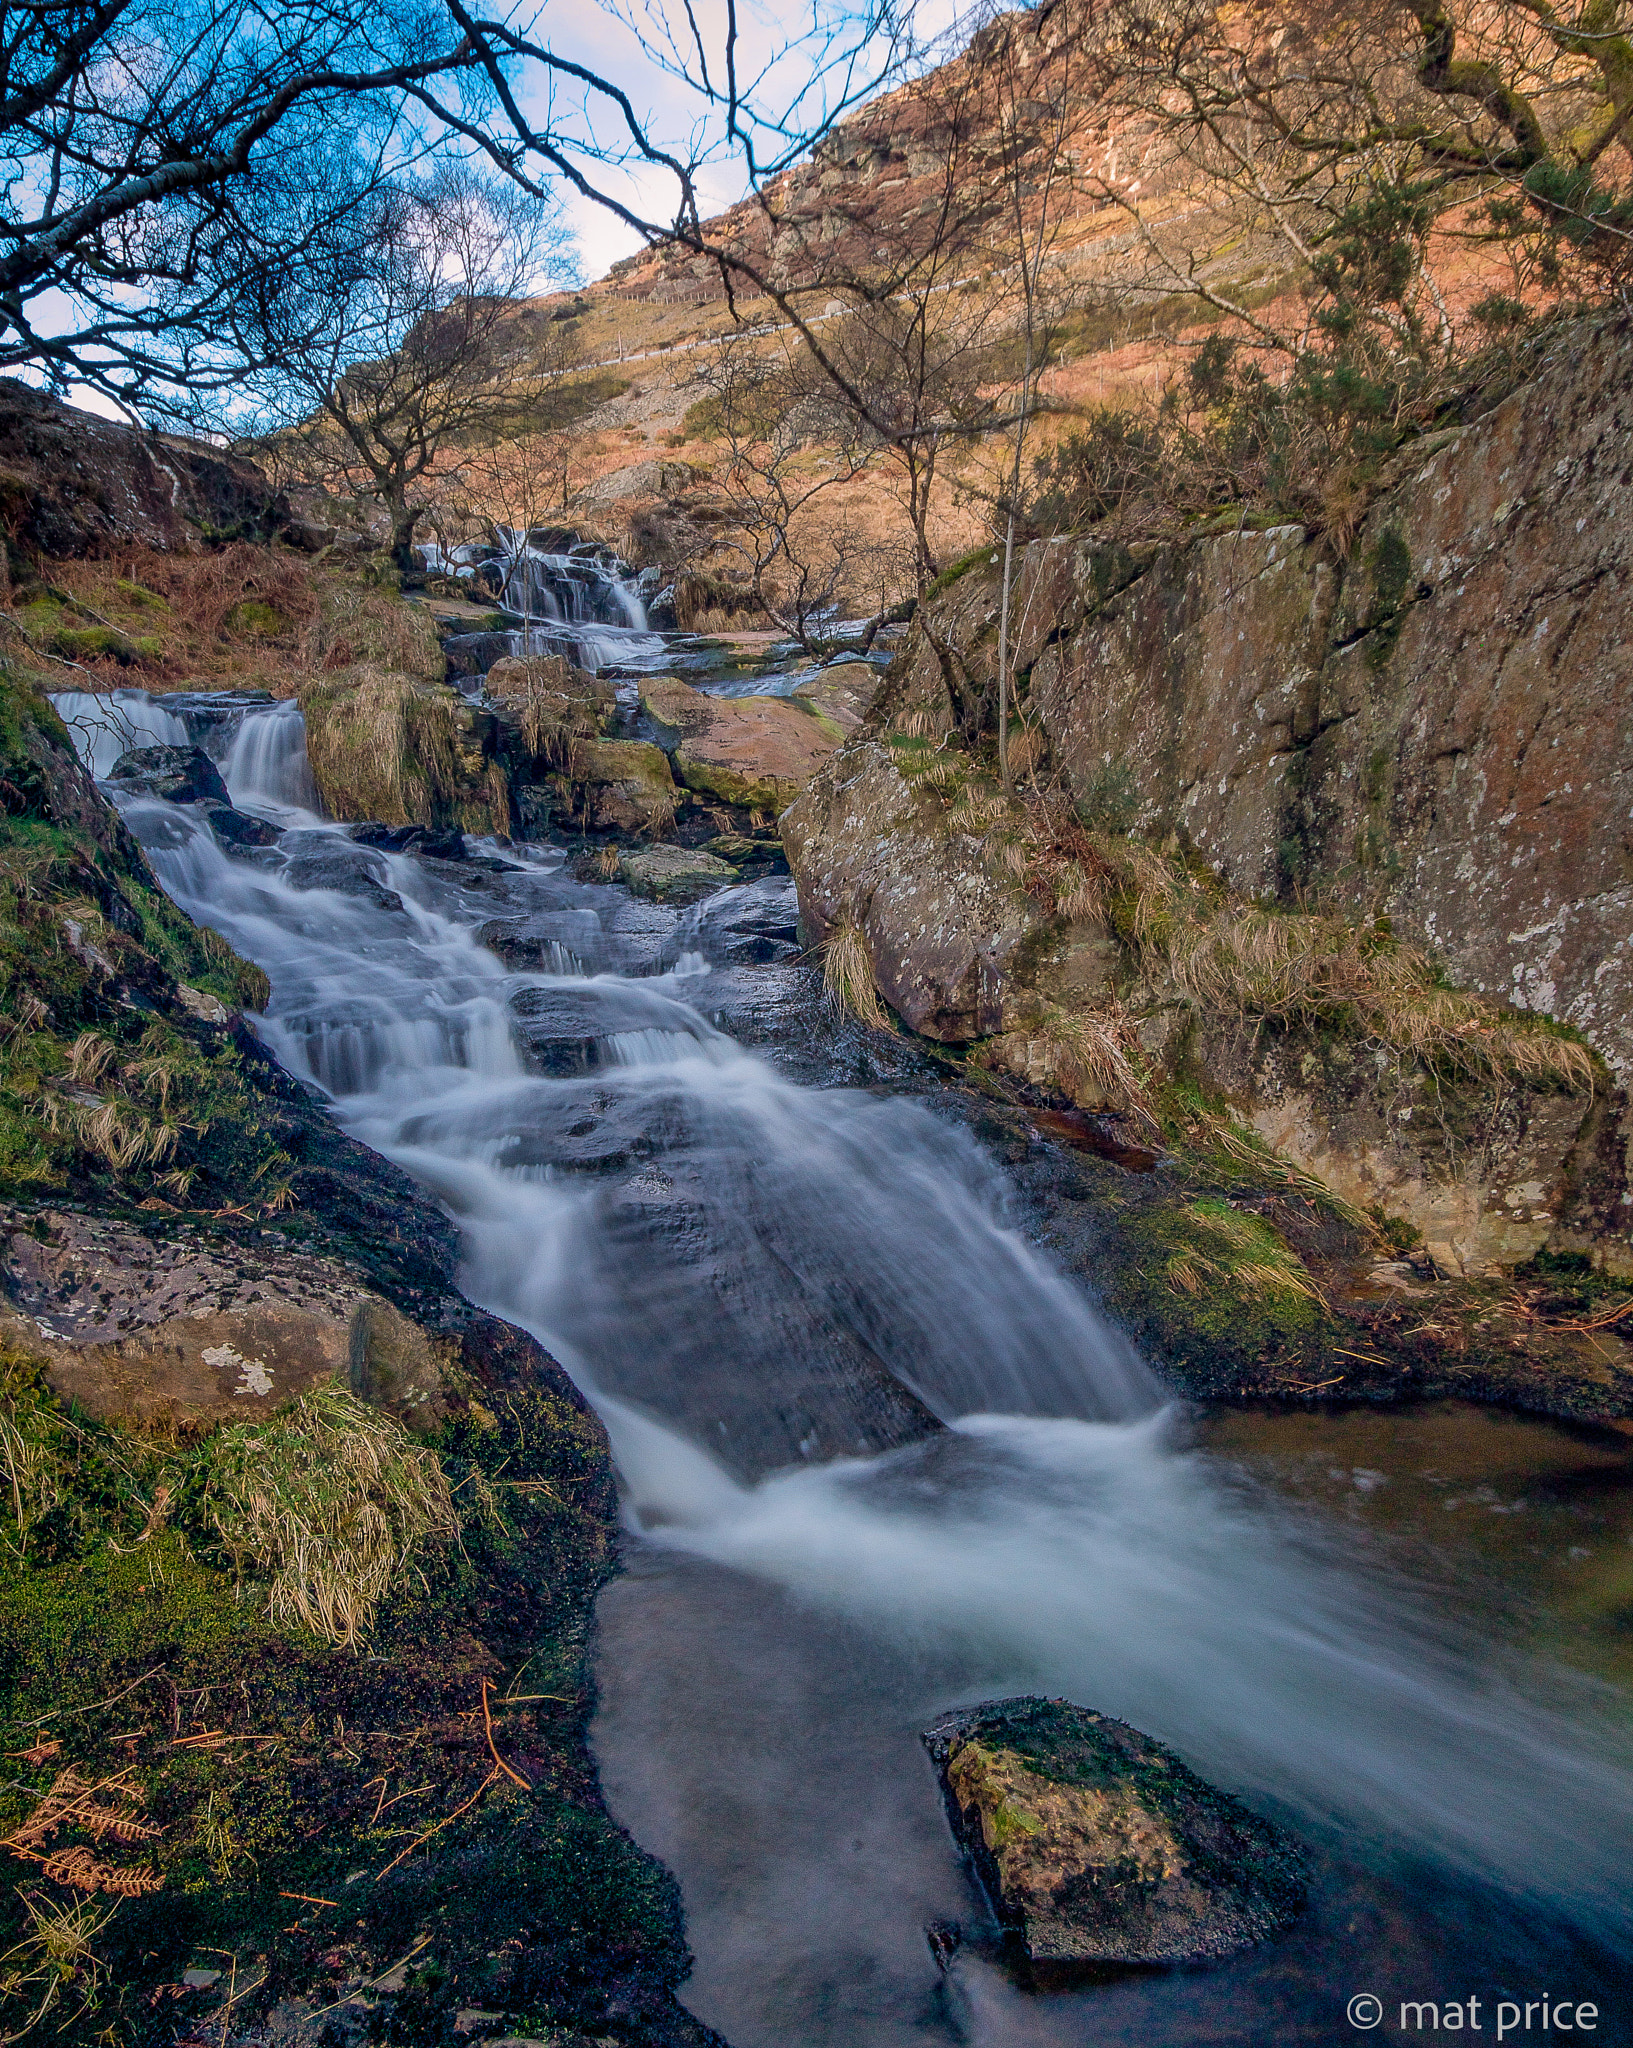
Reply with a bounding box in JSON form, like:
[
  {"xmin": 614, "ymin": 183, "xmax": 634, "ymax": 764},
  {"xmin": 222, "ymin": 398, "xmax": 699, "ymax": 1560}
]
[
  {"xmin": 986, "ymin": 5, "xmax": 1081, "ymax": 789},
  {"xmin": 2, "ymin": 0, "xmax": 916, "ymax": 409},
  {"xmin": 232, "ymin": 163, "xmax": 571, "ymax": 567},
  {"xmin": 693, "ymin": 331, "xmax": 883, "ymax": 649},
  {"xmin": 1076, "ymin": 0, "xmax": 1633, "ymax": 365}
]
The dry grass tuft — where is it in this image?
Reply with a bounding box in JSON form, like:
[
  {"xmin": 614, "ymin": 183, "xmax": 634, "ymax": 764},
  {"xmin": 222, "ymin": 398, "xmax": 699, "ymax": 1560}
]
[
  {"xmin": 298, "ymin": 580, "xmax": 442, "ymax": 683},
  {"xmin": 1161, "ymin": 1197, "xmax": 1324, "ymax": 1307},
  {"xmin": 0, "ymin": 1889, "xmax": 118, "ymax": 2035},
  {"xmin": 822, "ymin": 921, "xmax": 887, "ymax": 1029},
  {"xmin": 988, "ymin": 1006, "xmax": 1157, "ymax": 1127},
  {"xmin": 1165, "ymin": 904, "xmax": 1598, "ymax": 1091},
  {"xmin": 199, "ymin": 1381, "xmax": 458, "ymax": 1648}
]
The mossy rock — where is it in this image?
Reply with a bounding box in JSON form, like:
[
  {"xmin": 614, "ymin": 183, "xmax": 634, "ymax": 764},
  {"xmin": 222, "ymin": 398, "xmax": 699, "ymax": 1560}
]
[
  {"xmin": 617, "ymin": 843, "xmax": 735, "ymax": 905},
  {"xmin": 224, "ymin": 598, "xmax": 285, "ymax": 638},
  {"xmin": 924, "ymin": 1696, "xmax": 1306, "ymax": 1967}
]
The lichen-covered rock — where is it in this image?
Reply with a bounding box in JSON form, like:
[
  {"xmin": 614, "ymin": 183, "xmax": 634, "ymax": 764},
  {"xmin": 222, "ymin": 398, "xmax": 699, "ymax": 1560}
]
[
  {"xmin": 642, "ymin": 676, "xmax": 843, "ymax": 811},
  {"xmin": 107, "ymin": 743, "xmax": 230, "ymax": 805},
  {"xmin": 568, "ymin": 738, "xmax": 678, "ymax": 835},
  {"xmin": 794, "ymin": 660, "xmax": 885, "ymax": 733},
  {"xmin": 781, "ymin": 740, "xmax": 1056, "ymax": 1039},
  {"xmin": 924, "ymin": 1696, "xmax": 1306, "ymax": 1967},
  {"xmin": 617, "ymin": 842, "xmax": 737, "ymax": 904}
]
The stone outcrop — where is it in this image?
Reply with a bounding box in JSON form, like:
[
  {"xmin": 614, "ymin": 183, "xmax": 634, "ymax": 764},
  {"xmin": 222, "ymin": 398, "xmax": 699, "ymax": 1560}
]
[
  {"xmin": 810, "ymin": 315, "xmax": 1633, "ymax": 1274},
  {"xmin": 923, "ymin": 1696, "xmax": 1305, "ymax": 1968},
  {"xmin": 0, "ymin": 378, "xmax": 288, "ymax": 557},
  {"xmin": 642, "ymin": 676, "xmax": 846, "ymax": 811}
]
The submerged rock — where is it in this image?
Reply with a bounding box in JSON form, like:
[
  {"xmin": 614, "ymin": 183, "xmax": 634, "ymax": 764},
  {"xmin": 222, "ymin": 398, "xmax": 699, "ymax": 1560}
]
[
  {"xmin": 195, "ymin": 799, "xmax": 277, "ymax": 846},
  {"xmin": 108, "ymin": 742, "xmax": 230, "ymax": 805},
  {"xmin": 923, "ymin": 1696, "xmax": 1305, "ymax": 1968},
  {"xmin": 618, "ymin": 843, "xmax": 737, "ymax": 905}
]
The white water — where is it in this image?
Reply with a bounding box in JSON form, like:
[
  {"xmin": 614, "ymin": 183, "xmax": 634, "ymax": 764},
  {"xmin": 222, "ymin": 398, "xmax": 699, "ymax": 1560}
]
[
  {"xmin": 51, "ymin": 687, "xmax": 188, "ymax": 779},
  {"xmin": 60, "ymin": 699, "xmax": 1633, "ymax": 2010}
]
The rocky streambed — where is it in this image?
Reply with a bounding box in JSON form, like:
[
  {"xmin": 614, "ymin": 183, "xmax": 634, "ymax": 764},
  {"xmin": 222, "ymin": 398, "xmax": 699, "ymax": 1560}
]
[{"xmin": 30, "ymin": 675, "xmax": 1628, "ymax": 2046}]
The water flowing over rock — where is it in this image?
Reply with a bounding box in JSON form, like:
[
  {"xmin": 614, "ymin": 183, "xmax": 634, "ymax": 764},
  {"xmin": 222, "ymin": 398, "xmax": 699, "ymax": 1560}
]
[{"xmin": 107, "ymin": 742, "xmax": 230, "ymax": 805}]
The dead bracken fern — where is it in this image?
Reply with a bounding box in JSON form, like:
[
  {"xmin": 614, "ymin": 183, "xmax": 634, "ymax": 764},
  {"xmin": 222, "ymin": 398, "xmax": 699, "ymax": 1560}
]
[
  {"xmin": 198, "ymin": 1381, "xmax": 458, "ymax": 1648},
  {"xmin": 822, "ymin": 921, "xmax": 887, "ymax": 1029}
]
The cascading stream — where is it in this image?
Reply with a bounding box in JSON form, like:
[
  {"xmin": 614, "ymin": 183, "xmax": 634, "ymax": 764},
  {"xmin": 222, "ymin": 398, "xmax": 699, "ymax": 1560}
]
[{"xmin": 57, "ymin": 693, "xmax": 1633, "ymax": 2039}]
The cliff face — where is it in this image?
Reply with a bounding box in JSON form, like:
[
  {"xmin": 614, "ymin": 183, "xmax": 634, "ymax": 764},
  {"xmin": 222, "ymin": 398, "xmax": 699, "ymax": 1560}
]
[
  {"xmin": 1005, "ymin": 317, "xmax": 1633, "ymax": 1084},
  {"xmin": 789, "ymin": 315, "xmax": 1633, "ymax": 1283}
]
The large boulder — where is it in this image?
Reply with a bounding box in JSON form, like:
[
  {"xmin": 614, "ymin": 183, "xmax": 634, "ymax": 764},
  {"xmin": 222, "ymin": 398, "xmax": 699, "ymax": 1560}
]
[
  {"xmin": 781, "ymin": 740, "xmax": 1072, "ymax": 1039},
  {"xmin": 924, "ymin": 1697, "xmax": 1306, "ymax": 1968},
  {"xmin": 566, "ymin": 738, "xmax": 678, "ymax": 835},
  {"xmin": 0, "ymin": 378, "xmax": 287, "ymax": 557},
  {"xmin": 642, "ymin": 677, "xmax": 844, "ymax": 812},
  {"xmin": 107, "ymin": 743, "xmax": 230, "ymax": 806}
]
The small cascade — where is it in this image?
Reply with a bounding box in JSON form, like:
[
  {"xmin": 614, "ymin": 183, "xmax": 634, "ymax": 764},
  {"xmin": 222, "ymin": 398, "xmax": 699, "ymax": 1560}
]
[
  {"xmin": 50, "ymin": 689, "xmax": 188, "ymax": 779},
  {"xmin": 426, "ymin": 533, "xmax": 667, "ymax": 676},
  {"xmin": 223, "ymin": 698, "xmax": 321, "ymax": 814}
]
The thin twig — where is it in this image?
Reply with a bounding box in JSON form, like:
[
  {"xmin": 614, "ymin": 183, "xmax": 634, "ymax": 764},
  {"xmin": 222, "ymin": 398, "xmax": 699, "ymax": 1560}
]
[{"xmin": 480, "ymin": 1680, "xmax": 531, "ymax": 1789}]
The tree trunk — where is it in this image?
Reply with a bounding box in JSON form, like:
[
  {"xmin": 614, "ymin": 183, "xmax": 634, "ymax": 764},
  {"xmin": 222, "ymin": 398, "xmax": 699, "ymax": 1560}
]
[{"xmin": 389, "ymin": 501, "xmax": 422, "ymax": 573}]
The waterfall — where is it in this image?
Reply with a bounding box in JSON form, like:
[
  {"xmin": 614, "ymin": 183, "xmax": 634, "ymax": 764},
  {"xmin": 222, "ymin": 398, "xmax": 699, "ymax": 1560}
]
[
  {"xmin": 50, "ymin": 689, "xmax": 188, "ymax": 780},
  {"xmin": 222, "ymin": 698, "xmax": 321, "ymax": 814},
  {"xmin": 75, "ymin": 700, "xmax": 1633, "ymax": 2024},
  {"xmin": 52, "ymin": 688, "xmax": 322, "ymax": 819}
]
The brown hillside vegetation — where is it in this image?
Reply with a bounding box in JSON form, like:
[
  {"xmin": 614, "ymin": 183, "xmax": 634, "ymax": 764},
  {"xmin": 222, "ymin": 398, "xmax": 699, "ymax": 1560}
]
[{"xmin": 403, "ymin": 0, "xmax": 1629, "ymax": 618}]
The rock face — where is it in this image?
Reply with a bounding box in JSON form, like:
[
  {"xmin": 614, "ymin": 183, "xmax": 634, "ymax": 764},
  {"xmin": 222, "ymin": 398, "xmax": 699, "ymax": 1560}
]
[
  {"xmin": 923, "ymin": 1697, "xmax": 1306, "ymax": 1968},
  {"xmin": 916, "ymin": 320, "xmax": 1633, "ymax": 1090},
  {"xmin": 828, "ymin": 315, "xmax": 1633, "ymax": 1272},
  {"xmin": 107, "ymin": 743, "xmax": 230, "ymax": 805},
  {"xmin": 642, "ymin": 677, "xmax": 845, "ymax": 811},
  {"xmin": 0, "ymin": 378, "xmax": 288, "ymax": 556}
]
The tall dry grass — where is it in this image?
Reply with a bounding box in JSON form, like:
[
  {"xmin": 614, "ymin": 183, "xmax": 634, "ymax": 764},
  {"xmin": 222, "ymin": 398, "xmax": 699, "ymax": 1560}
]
[{"xmin": 822, "ymin": 921, "xmax": 887, "ymax": 1028}]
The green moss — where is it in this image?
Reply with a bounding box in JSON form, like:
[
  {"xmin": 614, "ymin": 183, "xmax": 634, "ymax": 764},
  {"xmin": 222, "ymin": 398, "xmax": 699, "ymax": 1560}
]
[
  {"xmin": 1115, "ymin": 1195, "xmax": 1327, "ymax": 1368},
  {"xmin": 0, "ymin": 1381, "xmax": 691, "ymax": 2045},
  {"xmin": 224, "ymin": 599, "xmax": 284, "ymax": 637},
  {"xmin": 924, "ymin": 546, "xmax": 997, "ymax": 603}
]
